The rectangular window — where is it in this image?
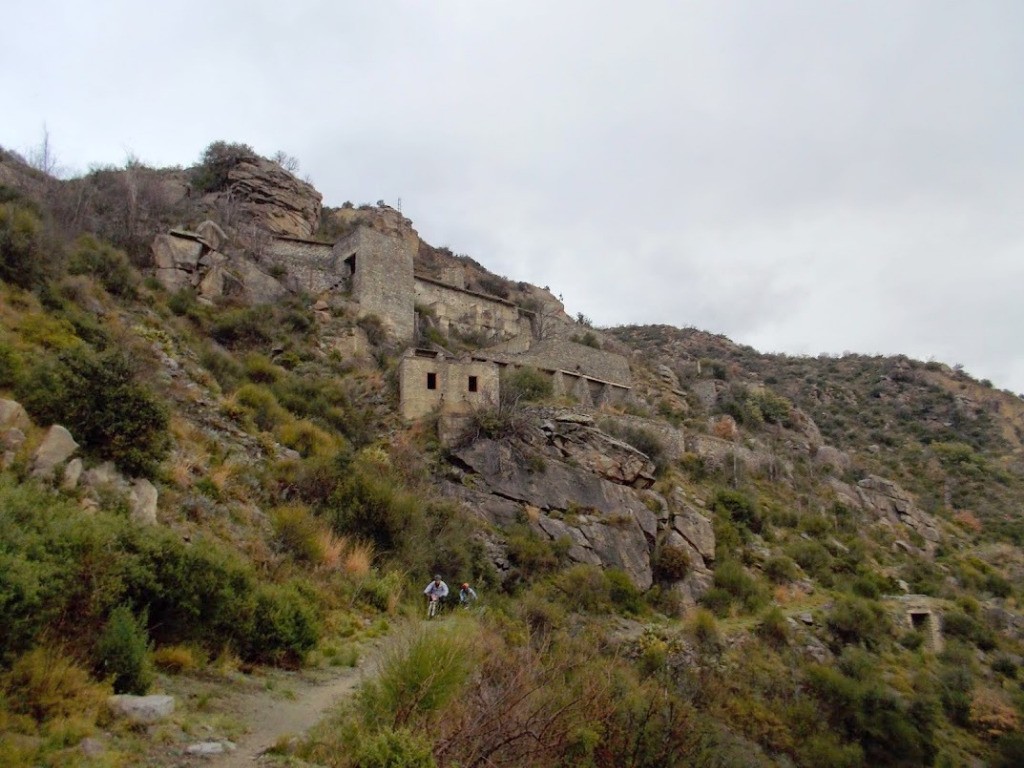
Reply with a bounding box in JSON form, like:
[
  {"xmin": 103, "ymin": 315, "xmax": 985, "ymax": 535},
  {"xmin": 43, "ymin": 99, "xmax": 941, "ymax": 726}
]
[
  {"xmin": 468, "ymin": 375, "xmax": 478, "ymax": 393},
  {"xmin": 427, "ymin": 372, "xmax": 437, "ymax": 390}
]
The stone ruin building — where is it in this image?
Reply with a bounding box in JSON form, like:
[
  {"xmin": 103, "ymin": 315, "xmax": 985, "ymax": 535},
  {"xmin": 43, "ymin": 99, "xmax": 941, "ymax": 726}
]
[{"xmin": 152, "ymin": 215, "xmax": 633, "ymax": 429}]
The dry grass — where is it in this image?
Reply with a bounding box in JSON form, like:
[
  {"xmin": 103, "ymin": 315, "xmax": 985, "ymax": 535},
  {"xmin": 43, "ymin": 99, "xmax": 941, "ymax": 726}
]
[
  {"xmin": 342, "ymin": 540, "xmax": 375, "ymax": 577},
  {"xmin": 2, "ymin": 647, "xmax": 111, "ymax": 724},
  {"xmin": 152, "ymin": 645, "xmax": 201, "ymax": 674}
]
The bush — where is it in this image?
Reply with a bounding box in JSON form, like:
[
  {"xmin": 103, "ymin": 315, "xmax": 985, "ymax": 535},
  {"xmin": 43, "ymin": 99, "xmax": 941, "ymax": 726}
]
[
  {"xmin": 764, "ymin": 555, "xmax": 799, "ymax": 584},
  {"xmin": 353, "ymin": 727, "xmax": 437, "ymax": 768},
  {"xmin": 192, "ymin": 140, "xmax": 258, "ymax": 193},
  {"xmin": 756, "ymin": 606, "xmax": 790, "ymax": 646},
  {"xmin": 210, "ymin": 306, "xmax": 274, "ymax": 348},
  {"xmin": 68, "ymin": 234, "xmax": 137, "ymax": 298},
  {"xmin": 712, "ymin": 489, "xmax": 763, "ymax": 533},
  {"xmin": 0, "ymin": 201, "xmax": 60, "ymax": 289},
  {"xmin": 17, "ymin": 346, "xmax": 170, "ymax": 475},
  {"xmin": 359, "ymin": 626, "xmax": 474, "ymax": 729},
  {"xmin": 232, "ymin": 383, "xmax": 288, "ymax": 431},
  {"xmin": 272, "ymin": 504, "xmax": 325, "ymax": 563},
  {"xmin": 502, "ymin": 366, "xmax": 552, "ymax": 403},
  {"xmin": 2, "ymin": 647, "xmax": 109, "ymax": 723},
  {"xmin": 653, "ymin": 544, "xmax": 691, "ymax": 582},
  {"xmin": 826, "ymin": 596, "xmax": 890, "ymax": 650},
  {"xmin": 95, "ymin": 605, "xmax": 153, "ymax": 694},
  {"xmin": 709, "ymin": 559, "xmax": 767, "ymax": 614}
]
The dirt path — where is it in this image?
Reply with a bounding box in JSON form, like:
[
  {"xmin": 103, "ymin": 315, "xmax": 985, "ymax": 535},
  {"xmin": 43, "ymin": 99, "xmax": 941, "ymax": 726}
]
[{"xmin": 205, "ymin": 662, "xmax": 369, "ymax": 767}]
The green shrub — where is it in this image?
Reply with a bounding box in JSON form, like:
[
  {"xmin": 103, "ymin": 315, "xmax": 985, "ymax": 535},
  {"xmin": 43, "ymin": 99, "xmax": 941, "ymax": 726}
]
[
  {"xmin": 68, "ymin": 234, "xmax": 137, "ymax": 298},
  {"xmin": 2, "ymin": 647, "xmax": 110, "ymax": 723},
  {"xmin": 710, "ymin": 559, "xmax": 767, "ymax": 613},
  {"xmin": 353, "ymin": 727, "xmax": 437, "ymax": 768},
  {"xmin": 358, "ymin": 314, "xmax": 387, "ymax": 346},
  {"xmin": 95, "ymin": 605, "xmax": 153, "ymax": 694},
  {"xmin": 785, "ymin": 539, "xmax": 834, "ymax": 580},
  {"xmin": 712, "ymin": 489, "xmax": 763, "ymax": 533},
  {"xmin": 653, "ymin": 544, "xmax": 691, "ymax": 581},
  {"xmin": 826, "ymin": 596, "xmax": 890, "ymax": 650},
  {"xmin": 191, "ymin": 140, "xmax": 258, "ymax": 193},
  {"xmin": 233, "ymin": 383, "xmax": 287, "ymax": 431},
  {"xmin": 0, "ymin": 341, "xmax": 23, "ymax": 388},
  {"xmin": 359, "ymin": 626, "xmax": 474, "ymax": 729},
  {"xmin": 994, "ymin": 732, "xmax": 1024, "ymax": 768},
  {"xmin": 272, "ymin": 504, "xmax": 324, "ymax": 563},
  {"xmin": 17, "ymin": 346, "xmax": 170, "ymax": 476},
  {"xmin": 243, "ymin": 352, "xmax": 282, "ymax": 383},
  {"xmin": 756, "ymin": 606, "xmax": 790, "ymax": 646},
  {"xmin": 502, "ymin": 366, "xmax": 552, "ymax": 403},
  {"xmin": 764, "ymin": 555, "xmax": 799, "ymax": 583},
  {"xmin": 941, "ymin": 610, "xmax": 996, "ymax": 650},
  {"xmin": 0, "ymin": 201, "xmax": 59, "ymax": 289},
  {"xmin": 245, "ymin": 583, "xmax": 321, "ymax": 665},
  {"xmin": 210, "ymin": 306, "xmax": 274, "ymax": 348},
  {"xmin": 199, "ymin": 345, "xmax": 244, "ymax": 392}
]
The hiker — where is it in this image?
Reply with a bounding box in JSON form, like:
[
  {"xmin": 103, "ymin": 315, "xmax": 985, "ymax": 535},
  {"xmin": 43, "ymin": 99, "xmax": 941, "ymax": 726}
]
[
  {"xmin": 458, "ymin": 582, "xmax": 478, "ymax": 607},
  {"xmin": 424, "ymin": 574, "xmax": 449, "ymax": 617}
]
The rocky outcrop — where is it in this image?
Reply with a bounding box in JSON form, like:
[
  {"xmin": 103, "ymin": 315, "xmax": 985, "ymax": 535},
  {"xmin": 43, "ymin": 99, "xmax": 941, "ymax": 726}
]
[
  {"xmin": 540, "ymin": 414, "xmax": 656, "ymax": 488},
  {"xmin": 107, "ymin": 695, "xmax": 174, "ymax": 725},
  {"xmin": 854, "ymin": 475, "xmax": 942, "ymax": 556},
  {"xmin": 450, "ymin": 437, "xmax": 656, "ymax": 589},
  {"xmin": 31, "ymin": 425, "xmax": 78, "ymax": 479},
  {"xmin": 828, "ymin": 475, "xmax": 942, "ymax": 557},
  {"xmin": 215, "ymin": 157, "xmax": 321, "ymax": 238}
]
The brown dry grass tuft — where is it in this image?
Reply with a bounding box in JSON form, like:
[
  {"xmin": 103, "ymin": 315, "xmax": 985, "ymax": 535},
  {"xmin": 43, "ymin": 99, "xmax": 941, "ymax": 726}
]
[{"xmin": 343, "ymin": 540, "xmax": 375, "ymax": 577}]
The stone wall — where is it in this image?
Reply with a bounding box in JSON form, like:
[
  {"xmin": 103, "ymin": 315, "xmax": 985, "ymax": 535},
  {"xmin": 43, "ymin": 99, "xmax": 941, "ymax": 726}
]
[
  {"xmin": 512, "ymin": 337, "xmax": 632, "ymax": 387},
  {"xmin": 265, "ymin": 237, "xmax": 346, "ymax": 295},
  {"xmin": 414, "ymin": 275, "xmax": 531, "ymax": 345},
  {"xmin": 339, "ymin": 227, "xmax": 417, "ymax": 341},
  {"xmin": 399, "ymin": 352, "xmax": 500, "ymax": 420}
]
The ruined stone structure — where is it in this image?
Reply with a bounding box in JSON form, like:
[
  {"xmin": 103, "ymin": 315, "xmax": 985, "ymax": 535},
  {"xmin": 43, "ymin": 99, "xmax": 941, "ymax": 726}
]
[
  {"xmin": 888, "ymin": 595, "xmax": 944, "ymax": 651},
  {"xmin": 415, "ymin": 275, "xmax": 532, "ymax": 349},
  {"xmin": 399, "ymin": 350, "xmax": 500, "ymax": 421}
]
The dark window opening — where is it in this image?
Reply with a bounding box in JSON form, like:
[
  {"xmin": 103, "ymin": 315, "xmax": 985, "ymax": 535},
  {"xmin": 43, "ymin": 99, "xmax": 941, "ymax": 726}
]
[
  {"xmin": 427, "ymin": 372, "xmax": 437, "ymax": 390},
  {"xmin": 345, "ymin": 253, "xmax": 357, "ymax": 275},
  {"xmin": 910, "ymin": 612, "xmax": 930, "ymax": 631},
  {"xmin": 468, "ymin": 375, "xmax": 478, "ymax": 393}
]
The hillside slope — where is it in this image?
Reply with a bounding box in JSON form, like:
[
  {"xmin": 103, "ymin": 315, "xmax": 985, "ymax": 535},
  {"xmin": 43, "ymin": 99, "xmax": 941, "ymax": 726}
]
[{"xmin": 0, "ymin": 142, "xmax": 1021, "ymax": 768}]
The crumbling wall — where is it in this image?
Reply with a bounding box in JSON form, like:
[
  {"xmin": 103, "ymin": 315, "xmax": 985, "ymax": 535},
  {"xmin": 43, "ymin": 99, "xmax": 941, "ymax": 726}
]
[
  {"xmin": 264, "ymin": 237, "xmax": 346, "ymax": 295},
  {"xmin": 414, "ymin": 275, "xmax": 531, "ymax": 344},
  {"xmin": 339, "ymin": 227, "xmax": 416, "ymax": 341},
  {"xmin": 399, "ymin": 353, "xmax": 500, "ymax": 421},
  {"xmin": 513, "ymin": 337, "xmax": 632, "ymax": 387}
]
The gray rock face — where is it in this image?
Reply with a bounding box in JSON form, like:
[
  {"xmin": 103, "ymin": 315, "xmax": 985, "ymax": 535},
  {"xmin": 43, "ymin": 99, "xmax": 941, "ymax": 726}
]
[
  {"xmin": 152, "ymin": 233, "xmax": 203, "ymax": 270},
  {"xmin": 107, "ymin": 694, "xmax": 174, "ymax": 724},
  {"xmin": 541, "ymin": 417, "xmax": 656, "ymax": 488},
  {"xmin": 856, "ymin": 475, "xmax": 942, "ymax": 555},
  {"xmin": 0, "ymin": 399, "xmax": 31, "ymax": 431},
  {"xmin": 31, "ymin": 425, "xmax": 78, "ymax": 478},
  {"xmin": 130, "ymin": 478, "xmax": 159, "ymax": 525},
  {"xmin": 218, "ymin": 156, "xmax": 322, "ymax": 238},
  {"xmin": 194, "ymin": 219, "xmax": 227, "ymax": 250},
  {"xmin": 61, "ymin": 458, "xmax": 84, "ymax": 490},
  {"xmin": 671, "ymin": 505, "xmax": 716, "ymax": 562},
  {"xmin": 186, "ymin": 741, "xmax": 236, "ymax": 756},
  {"xmin": 451, "ymin": 438, "xmax": 655, "ymax": 588}
]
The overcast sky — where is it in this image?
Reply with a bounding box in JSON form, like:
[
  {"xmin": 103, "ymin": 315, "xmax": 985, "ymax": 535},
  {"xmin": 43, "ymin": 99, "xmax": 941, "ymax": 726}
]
[{"xmin": 4, "ymin": 0, "xmax": 1023, "ymax": 393}]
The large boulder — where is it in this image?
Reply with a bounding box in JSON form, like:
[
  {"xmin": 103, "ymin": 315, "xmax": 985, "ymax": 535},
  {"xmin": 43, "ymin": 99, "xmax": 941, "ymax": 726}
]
[
  {"xmin": 151, "ymin": 233, "xmax": 203, "ymax": 271},
  {"xmin": 31, "ymin": 425, "xmax": 78, "ymax": 479},
  {"xmin": 214, "ymin": 157, "xmax": 322, "ymax": 238},
  {"xmin": 0, "ymin": 399, "xmax": 31, "ymax": 431},
  {"xmin": 107, "ymin": 695, "xmax": 174, "ymax": 725},
  {"xmin": 541, "ymin": 415, "xmax": 656, "ymax": 488},
  {"xmin": 450, "ymin": 437, "xmax": 657, "ymax": 588}
]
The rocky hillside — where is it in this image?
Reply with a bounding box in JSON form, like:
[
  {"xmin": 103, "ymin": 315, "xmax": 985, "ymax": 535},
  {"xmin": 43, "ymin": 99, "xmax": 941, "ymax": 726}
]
[{"xmin": 0, "ymin": 142, "xmax": 1022, "ymax": 768}]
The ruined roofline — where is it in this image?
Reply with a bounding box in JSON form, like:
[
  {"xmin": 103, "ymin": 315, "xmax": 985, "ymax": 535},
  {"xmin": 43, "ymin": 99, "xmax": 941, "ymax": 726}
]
[
  {"xmin": 168, "ymin": 228, "xmax": 205, "ymax": 242},
  {"xmin": 404, "ymin": 347, "xmax": 631, "ymax": 391},
  {"xmin": 414, "ymin": 272, "xmax": 535, "ymax": 315},
  {"xmin": 273, "ymin": 234, "xmax": 333, "ymax": 246}
]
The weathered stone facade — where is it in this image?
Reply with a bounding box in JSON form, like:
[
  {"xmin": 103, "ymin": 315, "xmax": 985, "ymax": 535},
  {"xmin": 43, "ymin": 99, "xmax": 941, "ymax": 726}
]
[
  {"xmin": 340, "ymin": 227, "xmax": 417, "ymax": 340},
  {"xmin": 399, "ymin": 351, "xmax": 500, "ymax": 420},
  {"xmin": 414, "ymin": 274, "xmax": 531, "ymax": 345},
  {"xmin": 512, "ymin": 337, "xmax": 632, "ymax": 387},
  {"xmin": 264, "ymin": 237, "xmax": 342, "ymax": 295}
]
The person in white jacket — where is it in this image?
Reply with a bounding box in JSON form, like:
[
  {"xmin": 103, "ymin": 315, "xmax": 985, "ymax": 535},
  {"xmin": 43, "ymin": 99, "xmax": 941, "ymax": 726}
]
[{"xmin": 424, "ymin": 574, "xmax": 449, "ymax": 617}]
